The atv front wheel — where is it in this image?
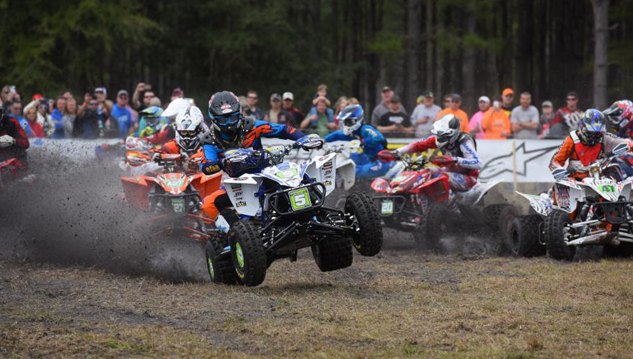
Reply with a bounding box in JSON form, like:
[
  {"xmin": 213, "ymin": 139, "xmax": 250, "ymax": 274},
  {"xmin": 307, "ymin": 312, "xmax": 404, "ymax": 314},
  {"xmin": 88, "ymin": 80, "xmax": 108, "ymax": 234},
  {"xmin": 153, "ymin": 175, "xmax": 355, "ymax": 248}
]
[
  {"xmin": 311, "ymin": 236, "xmax": 353, "ymax": 272},
  {"xmin": 508, "ymin": 215, "xmax": 545, "ymax": 257},
  {"xmin": 345, "ymin": 192, "xmax": 383, "ymax": 256},
  {"xmin": 229, "ymin": 220, "xmax": 267, "ymax": 286},
  {"xmin": 205, "ymin": 239, "xmax": 237, "ymax": 284},
  {"xmin": 544, "ymin": 209, "xmax": 575, "ymax": 261}
]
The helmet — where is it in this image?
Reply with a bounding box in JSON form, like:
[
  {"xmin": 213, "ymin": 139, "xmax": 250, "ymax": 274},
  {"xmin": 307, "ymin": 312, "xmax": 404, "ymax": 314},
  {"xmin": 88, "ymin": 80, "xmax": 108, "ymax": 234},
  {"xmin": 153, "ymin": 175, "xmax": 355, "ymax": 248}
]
[
  {"xmin": 208, "ymin": 91, "xmax": 243, "ymax": 148},
  {"xmin": 431, "ymin": 114, "xmax": 461, "ymax": 147},
  {"xmin": 578, "ymin": 109, "xmax": 606, "ymax": 146},
  {"xmin": 603, "ymin": 100, "xmax": 633, "ymax": 128},
  {"xmin": 174, "ymin": 105, "xmax": 204, "ymax": 152},
  {"xmin": 163, "ymin": 98, "xmax": 192, "ymax": 118},
  {"xmin": 140, "ymin": 106, "xmax": 164, "ymax": 128},
  {"xmin": 339, "ymin": 104, "xmax": 364, "ymax": 136}
]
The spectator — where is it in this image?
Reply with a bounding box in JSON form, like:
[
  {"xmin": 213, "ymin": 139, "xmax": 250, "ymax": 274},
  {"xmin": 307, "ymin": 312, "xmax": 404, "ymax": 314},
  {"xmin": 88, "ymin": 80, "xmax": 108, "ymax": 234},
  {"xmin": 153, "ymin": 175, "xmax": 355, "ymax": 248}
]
[
  {"xmin": 149, "ymin": 97, "xmax": 162, "ymax": 108},
  {"xmin": 371, "ymin": 86, "xmax": 407, "ymax": 125},
  {"xmin": 435, "ymin": 93, "xmax": 469, "ymax": 132},
  {"xmin": 35, "ymin": 99, "xmax": 54, "ymax": 137},
  {"xmin": 377, "ymin": 96, "xmax": 413, "ymax": 135},
  {"xmin": 553, "ymin": 91, "xmax": 583, "ymax": 133},
  {"xmin": 441, "ymin": 94, "xmax": 452, "ymax": 109},
  {"xmin": 501, "ymin": 88, "xmax": 514, "ymax": 117},
  {"xmin": 63, "ymin": 97, "xmax": 77, "ymax": 138},
  {"xmin": 75, "ymin": 95, "xmax": 99, "ymax": 139},
  {"xmin": 108, "ymin": 90, "xmax": 135, "ymax": 139},
  {"xmin": 469, "ymin": 96, "xmax": 491, "ymax": 140},
  {"xmin": 333, "ymin": 96, "xmax": 349, "ymax": 127},
  {"xmin": 171, "ymin": 87, "xmax": 184, "ymax": 101},
  {"xmin": 94, "ymin": 87, "xmax": 113, "ymax": 136},
  {"xmin": 50, "ymin": 96, "xmax": 66, "ymax": 138},
  {"xmin": 281, "ymin": 92, "xmax": 304, "ymax": 128},
  {"xmin": 61, "ymin": 91, "xmax": 73, "ymax": 101},
  {"xmin": 1, "ymin": 85, "xmax": 19, "ymax": 113},
  {"xmin": 312, "ymin": 84, "xmax": 331, "ymax": 107},
  {"xmin": 264, "ymin": 93, "xmax": 287, "ymax": 124},
  {"xmin": 244, "ymin": 90, "xmax": 264, "ymax": 120},
  {"xmin": 23, "ymin": 102, "xmax": 44, "ymax": 138},
  {"xmin": 301, "ymin": 97, "xmax": 335, "ymax": 137},
  {"xmin": 348, "ymin": 97, "xmax": 360, "ymax": 105},
  {"xmin": 411, "ymin": 91, "xmax": 441, "ymax": 138},
  {"xmin": 482, "ymin": 99, "xmax": 511, "ymax": 139},
  {"xmin": 132, "ymin": 82, "xmax": 154, "ymax": 111},
  {"xmin": 538, "ymin": 100, "xmax": 564, "ymax": 138},
  {"xmin": 510, "ymin": 91, "xmax": 540, "ymax": 139}
]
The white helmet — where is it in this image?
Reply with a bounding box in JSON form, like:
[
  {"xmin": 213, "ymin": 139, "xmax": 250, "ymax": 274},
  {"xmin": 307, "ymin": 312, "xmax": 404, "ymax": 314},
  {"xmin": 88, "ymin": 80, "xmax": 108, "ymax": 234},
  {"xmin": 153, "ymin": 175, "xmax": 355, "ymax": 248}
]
[
  {"xmin": 431, "ymin": 114, "xmax": 461, "ymax": 147},
  {"xmin": 163, "ymin": 98, "xmax": 193, "ymax": 118},
  {"xmin": 174, "ymin": 105, "xmax": 205, "ymax": 152}
]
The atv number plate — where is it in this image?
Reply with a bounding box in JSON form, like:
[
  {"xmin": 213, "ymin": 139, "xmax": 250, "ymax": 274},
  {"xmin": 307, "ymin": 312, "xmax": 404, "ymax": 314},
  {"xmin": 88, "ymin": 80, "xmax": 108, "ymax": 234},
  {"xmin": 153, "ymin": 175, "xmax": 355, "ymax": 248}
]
[
  {"xmin": 381, "ymin": 200, "xmax": 394, "ymax": 215},
  {"xmin": 171, "ymin": 198, "xmax": 186, "ymax": 213},
  {"xmin": 289, "ymin": 188, "xmax": 312, "ymax": 211}
]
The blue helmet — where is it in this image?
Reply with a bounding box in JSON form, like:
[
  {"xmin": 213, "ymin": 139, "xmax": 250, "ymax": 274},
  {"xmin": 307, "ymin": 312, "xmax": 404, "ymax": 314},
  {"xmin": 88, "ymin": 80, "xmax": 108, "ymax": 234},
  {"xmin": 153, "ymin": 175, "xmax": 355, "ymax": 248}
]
[
  {"xmin": 578, "ymin": 109, "xmax": 606, "ymax": 145},
  {"xmin": 140, "ymin": 106, "xmax": 164, "ymax": 128},
  {"xmin": 339, "ymin": 104, "xmax": 364, "ymax": 136}
]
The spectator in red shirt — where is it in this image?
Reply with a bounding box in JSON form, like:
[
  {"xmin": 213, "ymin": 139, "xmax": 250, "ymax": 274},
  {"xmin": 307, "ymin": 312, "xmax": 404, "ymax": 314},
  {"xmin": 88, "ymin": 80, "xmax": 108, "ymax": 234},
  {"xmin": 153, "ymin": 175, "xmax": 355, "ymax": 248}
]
[
  {"xmin": 281, "ymin": 92, "xmax": 304, "ymax": 128},
  {"xmin": 554, "ymin": 91, "xmax": 583, "ymax": 134}
]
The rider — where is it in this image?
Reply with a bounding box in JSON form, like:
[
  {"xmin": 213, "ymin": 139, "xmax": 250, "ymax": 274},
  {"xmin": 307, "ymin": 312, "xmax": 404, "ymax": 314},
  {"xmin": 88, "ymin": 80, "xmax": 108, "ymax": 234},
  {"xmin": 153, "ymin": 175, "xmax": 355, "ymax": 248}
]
[
  {"xmin": 603, "ymin": 100, "xmax": 633, "ymax": 138},
  {"xmin": 383, "ymin": 114, "xmax": 482, "ymax": 193},
  {"xmin": 200, "ymin": 91, "xmax": 306, "ymax": 221},
  {"xmin": 324, "ymin": 104, "xmax": 393, "ymax": 179},
  {"xmin": 156, "ymin": 105, "xmax": 206, "ymax": 156},
  {"xmin": 550, "ymin": 109, "xmax": 632, "ymax": 181},
  {"xmin": 135, "ymin": 106, "xmax": 172, "ymax": 145},
  {"xmin": 0, "ymin": 101, "xmax": 30, "ymax": 171}
]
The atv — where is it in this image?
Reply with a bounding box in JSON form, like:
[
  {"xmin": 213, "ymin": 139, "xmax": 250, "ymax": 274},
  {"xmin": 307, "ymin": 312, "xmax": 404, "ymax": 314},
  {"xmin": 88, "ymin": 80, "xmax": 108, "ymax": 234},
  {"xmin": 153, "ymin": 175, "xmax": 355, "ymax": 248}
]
[
  {"xmin": 206, "ymin": 134, "xmax": 383, "ymax": 287},
  {"xmin": 512, "ymin": 142, "xmax": 633, "ymax": 260},
  {"xmin": 373, "ymin": 150, "xmax": 517, "ymax": 254}
]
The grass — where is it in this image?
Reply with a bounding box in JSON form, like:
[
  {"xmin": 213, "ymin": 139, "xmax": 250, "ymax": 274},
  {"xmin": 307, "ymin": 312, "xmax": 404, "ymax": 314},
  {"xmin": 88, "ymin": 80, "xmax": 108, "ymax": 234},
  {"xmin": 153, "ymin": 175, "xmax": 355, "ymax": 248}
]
[{"xmin": 2, "ymin": 250, "xmax": 633, "ymax": 358}]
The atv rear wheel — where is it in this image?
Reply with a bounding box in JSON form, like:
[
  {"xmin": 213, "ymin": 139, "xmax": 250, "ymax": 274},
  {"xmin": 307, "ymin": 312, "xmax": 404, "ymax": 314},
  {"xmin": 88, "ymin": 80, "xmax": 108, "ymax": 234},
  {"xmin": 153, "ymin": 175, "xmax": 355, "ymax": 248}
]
[
  {"xmin": 483, "ymin": 203, "xmax": 519, "ymax": 255},
  {"xmin": 544, "ymin": 209, "xmax": 575, "ymax": 261},
  {"xmin": 205, "ymin": 239, "xmax": 237, "ymax": 284},
  {"xmin": 229, "ymin": 220, "xmax": 267, "ymax": 287},
  {"xmin": 311, "ymin": 236, "xmax": 353, "ymax": 272},
  {"xmin": 508, "ymin": 215, "xmax": 545, "ymax": 257},
  {"xmin": 345, "ymin": 192, "xmax": 383, "ymax": 256},
  {"xmin": 414, "ymin": 202, "xmax": 448, "ymax": 252}
]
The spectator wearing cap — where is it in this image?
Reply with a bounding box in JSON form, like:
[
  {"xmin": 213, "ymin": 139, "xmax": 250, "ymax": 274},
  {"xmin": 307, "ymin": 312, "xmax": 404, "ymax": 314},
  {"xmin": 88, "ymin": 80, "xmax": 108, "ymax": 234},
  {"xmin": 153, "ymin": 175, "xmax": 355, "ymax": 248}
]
[
  {"xmin": 301, "ymin": 97, "xmax": 335, "ymax": 137},
  {"xmin": 468, "ymin": 96, "xmax": 491, "ymax": 140},
  {"xmin": 411, "ymin": 91, "xmax": 441, "ymax": 138},
  {"xmin": 501, "ymin": 88, "xmax": 514, "ymax": 117},
  {"xmin": 50, "ymin": 96, "xmax": 67, "ymax": 139},
  {"xmin": 435, "ymin": 93, "xmax": 469, "ymax": 132},
  {"xmin": 510, "ymin": 91, "xmax": 539, "ymax": 139},
  {"xmin": 94, "ymin": 87, "xmax": 113, "ymax": 136},
  {"xmin": 281, "ymin": 92, "xmax": 304, "ymax": 128},
  {"xmin": 108, "ymin": 90, "xmax": 135, "ymax": 139},
  {"xmin": 371, "ymin": 86, "xmax": 407, "ymax": 126},
  {"xmin": 538, "ymin": 100, "xmax": 562, "ymax": 138},
  {"xmin": 244, "ymin": 90, "xmax": 264, "ymax": 121},
  {"xmin": 482, "ymin": 99, "xmax": 511, "ymax": 139},
  {"xmin": 264, "ymin": 93, "xmax": 288, "ymax": 124},
  {"xmin": 377, "ymin": 96, "xmax": 413, "ymax": 135}
]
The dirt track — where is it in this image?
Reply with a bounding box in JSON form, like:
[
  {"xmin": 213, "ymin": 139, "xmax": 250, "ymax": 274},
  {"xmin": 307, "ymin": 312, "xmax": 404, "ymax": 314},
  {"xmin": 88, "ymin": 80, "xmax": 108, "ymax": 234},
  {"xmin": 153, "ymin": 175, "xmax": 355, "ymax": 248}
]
[{"xmin": 2, "ymin": 234, "xmax": 633, "ymax": 358}]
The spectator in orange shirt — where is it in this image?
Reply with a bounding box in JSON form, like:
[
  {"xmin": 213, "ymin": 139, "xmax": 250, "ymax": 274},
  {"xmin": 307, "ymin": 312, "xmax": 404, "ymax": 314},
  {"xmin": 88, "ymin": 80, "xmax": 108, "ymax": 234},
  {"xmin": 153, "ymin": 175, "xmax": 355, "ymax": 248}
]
[
  {"xmin": 435, "ymin": 93, "xmax": 469, "ymax": 132},
  {"xmin": 482, "ymin": 99, "xmax": 511, "ymax": 139}
]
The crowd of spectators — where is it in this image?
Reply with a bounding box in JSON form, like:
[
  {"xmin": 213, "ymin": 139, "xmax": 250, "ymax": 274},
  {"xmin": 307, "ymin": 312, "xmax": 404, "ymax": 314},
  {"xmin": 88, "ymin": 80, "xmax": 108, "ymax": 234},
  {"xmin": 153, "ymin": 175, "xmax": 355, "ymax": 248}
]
[{"xmin": 1, "ymin": 81, "xmax": 585, "ymax": 142}]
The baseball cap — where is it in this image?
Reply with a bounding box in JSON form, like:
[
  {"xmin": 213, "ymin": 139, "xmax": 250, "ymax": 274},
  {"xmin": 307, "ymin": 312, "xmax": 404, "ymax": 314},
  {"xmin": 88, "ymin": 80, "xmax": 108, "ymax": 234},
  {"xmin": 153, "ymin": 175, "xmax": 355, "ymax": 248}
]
[
  {"xmin": 282, "ymin": 92, "xmax": 294, "ymax": 101},
  {"xmin": 95, "ymin": 87, "xmax": 107, "ymax": 95},
  {"xmin": 422, "ymin": 91, "xmax": 434, "ymax": 98},
  {"xmin": 117, "ymin": 89, "xmax": 129, "ymax": 97},
  {"xmin": 451, "ymin": 93, "xmax": 462, "ymax": 103},
  {"xmin": 382, "ymin": 86, "xmax": 392, "ymax": 93},
  {"xmin": 390, "ymin": 95, "xmax": 401, "ymax": 103},
  {"xmin": 478, "ymin": 96, "xmax": 491, "ymax": 103},
  {"xmin": 502, "ymin": 88, "xmax": 514, "ymax": 96},
  {"xmin": 542, "ymin": 100, "xmax": 553, "ymax": 108},
  {"xmin": 270, "ymin": 93, "xmax": 281, "ymax": 101}
]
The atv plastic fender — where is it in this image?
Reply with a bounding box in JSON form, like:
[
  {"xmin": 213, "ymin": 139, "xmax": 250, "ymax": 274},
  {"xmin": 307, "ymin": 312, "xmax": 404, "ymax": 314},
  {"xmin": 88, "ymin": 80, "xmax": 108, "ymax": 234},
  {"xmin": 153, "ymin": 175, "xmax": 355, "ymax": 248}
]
[
  {"xmin": 191, "ymin": 172, "xmax": 223, "ymax": 199},
  {"xmin": 515, "ymin": 191, "xmax": 553, "ymax": 216},
  {"xmin": 224, "ymin": 175, "xmax": 263, "ymax": 216},
  {"xmin": 305, "ymin": 153, "xmax": 337, "ymax": 197},
  {"xmin": 335, "ymin": 158, "xmax": 356, "ymax": 190},
  {"xmin": 619, "ymin": 177, "xmax": 633, "ymax": 201},
  {"xmin": 120, "ymin": 176, "xmax": 152, "ymax": 209}
]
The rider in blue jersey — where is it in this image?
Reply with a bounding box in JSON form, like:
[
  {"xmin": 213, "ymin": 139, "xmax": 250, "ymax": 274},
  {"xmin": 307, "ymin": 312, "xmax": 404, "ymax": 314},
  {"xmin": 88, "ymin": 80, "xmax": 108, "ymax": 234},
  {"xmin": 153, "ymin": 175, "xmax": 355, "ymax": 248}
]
[{"xmin": 324, "ymin": 104, "xmax": 393, "ymax": 179}]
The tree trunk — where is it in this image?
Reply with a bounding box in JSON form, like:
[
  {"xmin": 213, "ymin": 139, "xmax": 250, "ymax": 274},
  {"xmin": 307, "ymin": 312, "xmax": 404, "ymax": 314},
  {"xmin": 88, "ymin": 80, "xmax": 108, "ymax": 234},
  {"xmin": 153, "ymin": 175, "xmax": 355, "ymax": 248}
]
[
  {"xmin": 462, "ymin": 4, "xmax": 476, "ymax": 115},
  {"xmin": 405, "ymin": 0, "xmax": 422, "ymax": 111},
  {"xmin": 591, "ymin": 0, "xmax": 609, "ymax": 108},
  {"xmin": 425, "ymin": 0, "xmax": 433, "ymax": 91}
]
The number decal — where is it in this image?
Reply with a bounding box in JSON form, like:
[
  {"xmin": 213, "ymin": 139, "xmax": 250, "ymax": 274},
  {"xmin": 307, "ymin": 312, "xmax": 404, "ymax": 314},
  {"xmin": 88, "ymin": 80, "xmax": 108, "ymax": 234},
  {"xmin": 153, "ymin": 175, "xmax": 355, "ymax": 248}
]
[
  {"xmin": 381, "ymin": 201, "xmax": 394, "ymax": 215},
  {"xmin": 289, "ymin": 188, "xmax": 312, "ymax": 211}
]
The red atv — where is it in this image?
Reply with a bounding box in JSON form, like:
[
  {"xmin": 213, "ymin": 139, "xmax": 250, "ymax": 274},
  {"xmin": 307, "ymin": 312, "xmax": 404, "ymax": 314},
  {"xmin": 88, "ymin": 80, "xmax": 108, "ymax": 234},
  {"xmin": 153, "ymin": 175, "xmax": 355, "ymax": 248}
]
[
  {"xmin": 372, "ymin": 150, "xmax": 517, "ymax": 254},
  {"xmin": 0, "ymin": 157, "xmax": 31, "ymax": 192}
]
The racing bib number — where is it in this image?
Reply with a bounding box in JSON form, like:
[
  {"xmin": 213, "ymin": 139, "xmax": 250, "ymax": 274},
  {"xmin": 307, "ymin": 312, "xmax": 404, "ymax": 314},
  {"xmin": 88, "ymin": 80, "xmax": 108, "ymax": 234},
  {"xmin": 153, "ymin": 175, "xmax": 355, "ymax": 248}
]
[
  {"xmin": 600, "ymin": 184, "xmax": 616, "ymax": 193},
  {"xmin": 171, "ymin": 198, "xmax": 186, "ymax": 213},
  {"xmin": 289, "ymin": 188, "xmax": 312, "ymax": 211},
  {"xmin": 381, "ymin": 200, "xmax": 394, "ymax": 215}
]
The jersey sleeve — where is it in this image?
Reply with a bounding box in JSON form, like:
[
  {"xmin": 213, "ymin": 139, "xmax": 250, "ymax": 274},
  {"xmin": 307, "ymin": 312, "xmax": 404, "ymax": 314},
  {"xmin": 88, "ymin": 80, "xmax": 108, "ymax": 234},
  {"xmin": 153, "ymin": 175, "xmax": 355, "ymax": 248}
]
[
  {"xmin": 360, "ymin": 126, "xmax": 386, "ymax": 159},
  {"xmin": 456, "ymin": 138, "xmax": 481, "ymax": 170},
  {"xmin": 255, "ymin": 120, "xmax": 305, "ymax": 141},
  {"xmin": 549, "ymin": 136, "xmax": 574, "ymax": 171},
  {"xmin": 324, "ymin": 130, "xmax": 351, "ymax": 142},
  {"xmin": 397, "ymin": 136, "xmax": 436, "ymax": 154}
]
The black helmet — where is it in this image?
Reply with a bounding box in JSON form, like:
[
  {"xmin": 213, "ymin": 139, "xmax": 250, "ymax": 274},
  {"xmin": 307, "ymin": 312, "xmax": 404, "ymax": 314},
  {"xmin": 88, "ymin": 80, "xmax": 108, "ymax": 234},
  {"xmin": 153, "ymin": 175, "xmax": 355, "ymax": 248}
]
[
  {"xmin": 578, "ymin": 109, "xmax": 606, "ymax": 146},
  {"xmin": 208, "ymin": 91, "xmax": 243, "ymax": 148}
]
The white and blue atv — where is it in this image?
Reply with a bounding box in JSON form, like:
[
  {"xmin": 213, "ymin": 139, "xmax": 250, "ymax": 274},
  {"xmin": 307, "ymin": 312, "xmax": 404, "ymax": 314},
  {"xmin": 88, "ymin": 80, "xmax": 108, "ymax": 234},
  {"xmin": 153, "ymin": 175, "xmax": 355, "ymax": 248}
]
[{"xmin": 205, "ymin": 135, "xmax": 383, "ymax": 286}]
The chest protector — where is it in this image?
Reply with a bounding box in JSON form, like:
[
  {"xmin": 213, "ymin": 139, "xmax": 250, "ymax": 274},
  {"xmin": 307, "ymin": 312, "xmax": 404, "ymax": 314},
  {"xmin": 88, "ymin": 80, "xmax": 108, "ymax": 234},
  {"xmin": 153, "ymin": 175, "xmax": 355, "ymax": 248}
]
[
  {"xmin": 570, "ymin": 131, "xmax": 603, "ymax": 166},
  {"xmin": 442, "ymin": 132, "xmax": 476, "ymax": 158}
]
